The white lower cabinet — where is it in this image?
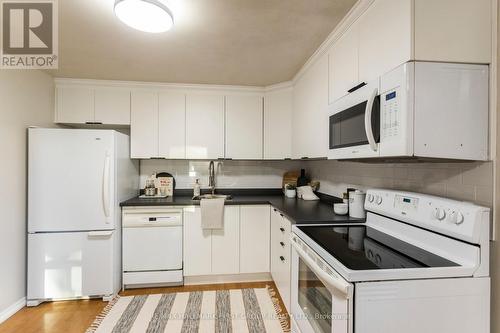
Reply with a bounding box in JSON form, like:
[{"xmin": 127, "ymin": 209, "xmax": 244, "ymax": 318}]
[
  {"xmin": 212, "ymin": 206, "xmax": 240, "ymax": 274},
  {"xmin": 240, "ymin": 205, "xmax": 271, "ymax": 274},
  {"xmin": 183, "ymin": 205, "xmax": 271, "ymax": 277},
  {"xmin": 183, "ymin": 207, "xmax": 212, "ymax": 276},
  {"xmin": 270, "ymin": 207, "xmax": 291, "ymax": 312}
]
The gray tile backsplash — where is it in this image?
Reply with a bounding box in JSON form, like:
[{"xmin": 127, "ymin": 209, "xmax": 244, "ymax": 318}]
[
  {"xmin": 140, "ymin": 160, "xmax": 302, "ymax": 190},
  {"xmin": 305, "ymin": 160, "xmax": 493, "ymax": 207},
  {"xmin": 140, "ymin": 159, "xmax": 493, "ymax": 208}
]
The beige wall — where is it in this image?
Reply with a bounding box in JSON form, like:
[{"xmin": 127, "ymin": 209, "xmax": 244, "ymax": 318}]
[
  {"xmin": 491, "ymin": 2, "xmax": 500, "ymax": 332},
  {"xmin": 0, "ymin": 71, "xmax": 54, "ymax": 317}
]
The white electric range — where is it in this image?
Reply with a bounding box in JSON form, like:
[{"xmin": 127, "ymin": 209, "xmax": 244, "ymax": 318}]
[{"xmin": 290, "ymin": 189, "xmax": 490, "ymax": 333}]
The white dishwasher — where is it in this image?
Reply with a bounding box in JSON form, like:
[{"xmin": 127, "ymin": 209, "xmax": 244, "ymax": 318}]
[{"xmin": 122, "ymin": 207, "xmax": 183, "ymax": 288}]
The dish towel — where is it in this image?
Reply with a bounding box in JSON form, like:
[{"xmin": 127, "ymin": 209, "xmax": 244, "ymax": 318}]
[
  {"xmin": 297, "ymin": 186, "xmax": 320, "ymax": 201},
  {"xmin": 200, "ymin": 198, "xmax": 225, "ymax": 229}
]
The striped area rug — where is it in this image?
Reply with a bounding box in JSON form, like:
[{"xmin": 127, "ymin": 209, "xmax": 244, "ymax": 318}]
[{"xmin": 87, "ymin": 287, "xmax": 289, "ymax": 333}]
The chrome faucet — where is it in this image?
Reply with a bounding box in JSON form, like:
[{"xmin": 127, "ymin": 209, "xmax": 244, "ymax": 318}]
[{"xmin": 208, "ymin": 161, "xmax": 216, "ymax": 195}]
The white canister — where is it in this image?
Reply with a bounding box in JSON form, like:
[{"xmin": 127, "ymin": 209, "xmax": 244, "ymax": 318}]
[{"xmin": 349, "ymin": 190, "xmax": 366, "ymax": 218}]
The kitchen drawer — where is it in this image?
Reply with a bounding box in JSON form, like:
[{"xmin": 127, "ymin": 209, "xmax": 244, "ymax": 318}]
[
  {"xmin": 273, "ymin": 243, "xmax": 291, "ymax": 312},
  {"xmin": 270, "ymin": 206, "xmax": 292, "ymax": 312}
]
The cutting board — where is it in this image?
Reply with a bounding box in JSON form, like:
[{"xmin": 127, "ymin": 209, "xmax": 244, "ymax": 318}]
[{"xmin": 282, "ymin": 171, "xmax": 300, "ymax": 189}]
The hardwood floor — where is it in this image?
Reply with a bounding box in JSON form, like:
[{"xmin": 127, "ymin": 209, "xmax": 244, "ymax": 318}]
[{"xmin": 0, "ymin": 281, "xmax": 289, "ymax": 333}]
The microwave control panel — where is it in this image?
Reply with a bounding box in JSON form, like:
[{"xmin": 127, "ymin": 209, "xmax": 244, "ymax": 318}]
[{"xmin": 381, "ymin": 89, "xmax": 400, "ymax": 139}]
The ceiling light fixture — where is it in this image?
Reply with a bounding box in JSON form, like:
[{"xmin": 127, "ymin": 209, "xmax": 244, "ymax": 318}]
[{"xmin": 114, "ymin": 0, "xmax": 174, "ymax": 33}]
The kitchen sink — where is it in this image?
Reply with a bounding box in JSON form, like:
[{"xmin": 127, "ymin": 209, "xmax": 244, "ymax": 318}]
[{"xmin": 192, "ymin": 194, "xmax": 232, "ymax": 200}]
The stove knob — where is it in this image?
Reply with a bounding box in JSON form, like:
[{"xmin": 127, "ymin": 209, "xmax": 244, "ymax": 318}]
[
  {"xmin": 447, "ymin": 211, "xmax": 457, "ymax": 224},
  {"xmin": 376, "ymin": 196, "xmax": 383, "ymax": 205},
  {"xmin": 433, "ymin": 207, "xmax": 446, "ymax": 221},
  {"xmin": 368, "ymin": 194, "xmax": 374, "ymax": 203},
  {"xmin": 455, "ymin": 212, "xmax": 464, "ymax": 225}
]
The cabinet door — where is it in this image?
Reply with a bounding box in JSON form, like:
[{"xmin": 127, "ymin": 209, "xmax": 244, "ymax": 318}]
[
  {"xmin": 358, "ymin": 0, "xmax": 412, "ymax": 83},
  {"xmin": 264, "ymin": 88, "xmax": 292, "ymax": 159},
  {"xmin": 328, "ymin": 23, "xmax": 359, "ymax": 104},
  {"xmin": 225, "ymin": 95, "xmax": 263, "ymax": 159},
  {"xmin": 240, "ymin": 205, "xmax": 270, "ymax": 273},
  {"xmin": 183, "ymin": 207, "xmax": 212, "ymax": 276},
  {"xmin": 94, "ymin": 88, "xmax": 131, "ymax": 125},
  {"xmin": 186, "ymin": 93, "xmax": 224, "ymax": 159},
  {"xmin": 55, "ymin": 86, "xmax": 94, "ymax": 124},
  {"xmin": 212, "ymin": 206, "xmax": 240, "ymax": 274},
  {"xmin": 159, "ymin": 91, "xmax": 186, "ymax": 159},
  {"xmin": 414, "ymin": 0, "xmax": 491, "ymax": 64},
  {"xmin": 292, "ymin": 54, "xmax": 329, "ymax": 159},
  {"xmin": 130, "ymin": 91, "xmax": 158, "ymax": 159}
]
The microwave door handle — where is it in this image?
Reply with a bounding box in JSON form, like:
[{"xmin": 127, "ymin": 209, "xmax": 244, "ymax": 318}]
[
  {"xmin": 364, "ymin": 88, "xmax": 378, "ymax": 152},
  {"xmin": 291, "ymin": 241, "xmax": 352, "ymax": 298}
]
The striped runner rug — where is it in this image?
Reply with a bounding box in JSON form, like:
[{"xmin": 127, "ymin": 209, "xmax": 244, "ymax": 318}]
[{"xmin": 87, "ymin": 287, "xmax": 289, "ymax": 333}]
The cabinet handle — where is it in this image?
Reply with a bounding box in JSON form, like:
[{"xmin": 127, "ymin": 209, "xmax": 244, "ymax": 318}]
[
  {"xmin": 280, "ymin": 241, "xmax": 285, "ymax": 247},
  {"xmin": 273, "ymin": 208, "xmax": 277, "ymax": 212},
  {"xmin": 280, "ymin": 256, "xmax": 285, "ymax": 262},
  {"xmin": 85, "ymin": 121, "xmax": 103, "ymax": 125},
  {"xmin": 300, "ymin": 157, "xmax": 309, "ymax": 160},
  {"xmin": 150, "ymin": 157, "xmax": 166, "ymax": 160},
  {"xmin": 347, "ymin": 82, "xmax": 367, "ymax": 93},
  {"xmin": 280, "ymin": 227, "xmax": 285, "ymax": 232},
  {"xmin": 279, "ymin": 213, "xmax": 284, "ymax": 217}
]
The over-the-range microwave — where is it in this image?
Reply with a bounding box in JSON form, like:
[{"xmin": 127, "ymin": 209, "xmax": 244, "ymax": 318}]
[{"xmin": 328, "ymin": 61, "xmax": 489, "ymax": 161}]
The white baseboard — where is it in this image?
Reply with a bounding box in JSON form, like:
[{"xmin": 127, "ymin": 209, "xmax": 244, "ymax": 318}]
[
  {"xmin": 0, "ymin": 297, "xmax": 26, "ymax": 324},
  {"xmin": 184, "ymin": 272, "xmax": 272, "ymax": 285}
]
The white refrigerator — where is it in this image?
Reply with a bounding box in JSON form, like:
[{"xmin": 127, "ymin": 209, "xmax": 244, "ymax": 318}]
[{"xmin": 27, "ymin": 128, "xmax": 139, "ymax": 306}]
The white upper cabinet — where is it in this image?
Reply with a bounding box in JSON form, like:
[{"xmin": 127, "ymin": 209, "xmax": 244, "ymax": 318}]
[
  {"xmin": 263, "ymin": 87, "xmax": 292, "ymax": 159},
  {"xmin": 94, "ymin": 87, "xmax": 131, "ymax": 125},
  {"xmin": 328, "ymin": 0, "xmax": 492, "ymax": 105},
  {"xmin": 55, "ymin": 84, "xmax": 131, "ymax": 125},
  {"xmin": 225, "ymin": 95, "xmax": 263, "ymax": 159},
  {"xmin": 357, "ymin": 0, "xmax": 412, "ymax": 84},
  {"xmin": 186, "ymin": 93, "xmax": 225, "ymax": 160},
  {"xmin": 414, "ymin": 0, "xmax": 491, "ymax": 64},
  {"xmin": 328, "ymin": 22, "xmax": 359, "ymax": 104},
  {"xmin": 130, "ymin": 90, "xmax": 158, "ymax": 159},
  {"xmin": 292, "ymin": 55, "xmax": 329, "ymax": 159},
  {"xmin": 158, "ymin": 91, "xmax": 186, "ymax": 159},
  {"xmin": 55, "ymin": 86, "xmax": 94, "ymax": 124}
]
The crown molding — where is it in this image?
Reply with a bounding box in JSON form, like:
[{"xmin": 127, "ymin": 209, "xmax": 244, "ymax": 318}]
[
  {"xmin": 292, "ymin": 0, "xmax": 374, "ymax": 83},
  {"xmin": 54, "ymin": 78, "xmax": 266, "ymax": 94}
]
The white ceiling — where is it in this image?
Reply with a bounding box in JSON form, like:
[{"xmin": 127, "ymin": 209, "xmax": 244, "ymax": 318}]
[{"xmin": 49, "ymin": 0, "xmax": 356, "ymax": 86}]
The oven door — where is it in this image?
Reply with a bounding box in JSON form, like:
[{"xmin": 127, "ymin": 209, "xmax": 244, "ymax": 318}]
[
  {"xmin": 328, "ymin": 80, "xmax": 380, "ymax": 160},
  {"xmin": 291, "ymin": 236, "xmax": 354, "ymax": 333}
]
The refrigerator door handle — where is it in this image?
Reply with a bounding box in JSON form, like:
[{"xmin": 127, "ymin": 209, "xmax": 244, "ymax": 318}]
[
  {"xmin": 88, "ymin": 230, "xmax": 114, "ymax": 238},
  {"xmin": 103, "ymin": 152, "xmax": 111, "ymax": 219}
]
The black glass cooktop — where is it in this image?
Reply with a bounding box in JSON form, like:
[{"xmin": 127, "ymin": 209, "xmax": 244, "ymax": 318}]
[{"xmin": 297, "ymin": 225, "xmax": 461, "ymax": 270}]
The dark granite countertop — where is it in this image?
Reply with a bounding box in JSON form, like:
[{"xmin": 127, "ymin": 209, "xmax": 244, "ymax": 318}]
[{"xmin": 120, "ymin": 189, "xmax": 365, "ymax": 225}]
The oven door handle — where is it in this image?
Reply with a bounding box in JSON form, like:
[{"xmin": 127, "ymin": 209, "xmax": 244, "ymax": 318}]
[
  {"xmin": 292, "ymin": 241, "xmax": 352, "ymax": 298},
  {"xmin": 364, "ymin": 88, "xmax": 378, "ymax": 152}
]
